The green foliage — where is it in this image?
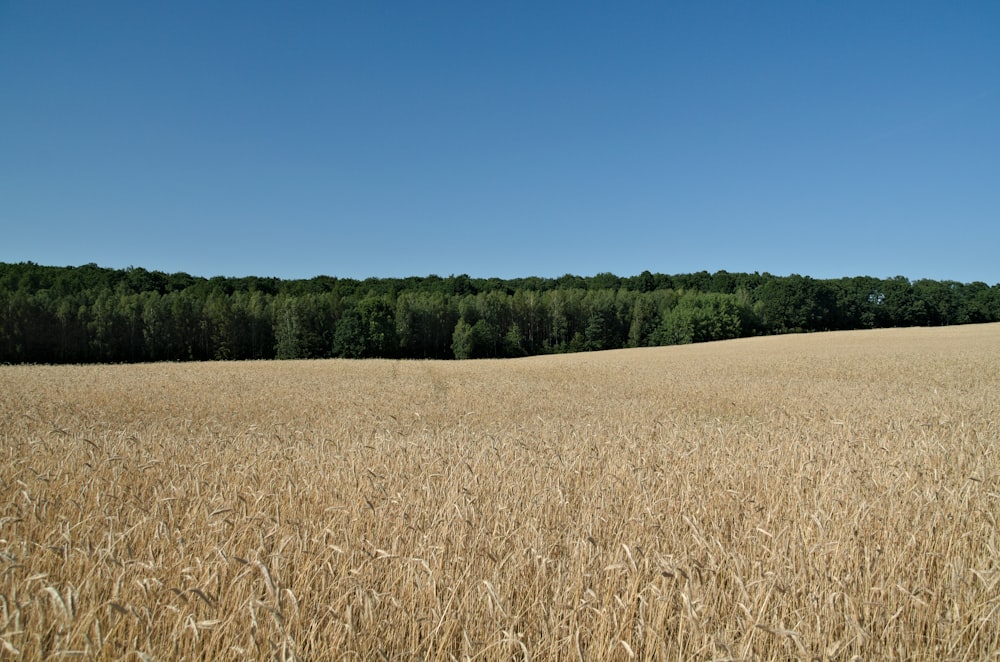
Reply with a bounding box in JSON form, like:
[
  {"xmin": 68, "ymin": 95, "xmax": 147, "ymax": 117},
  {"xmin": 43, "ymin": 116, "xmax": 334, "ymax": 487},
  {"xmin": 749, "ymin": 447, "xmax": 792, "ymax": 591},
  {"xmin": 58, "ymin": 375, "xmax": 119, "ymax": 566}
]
[
  {"xmin": 334, "ymin": 297, "xmax": 398, "ymax": 358},
  {"xmin": 1, "ymin": 261, "xmax": 998, "ymax": 364},
  {"xmin": 753, "ymin": 275, "xmax": 835, "ymax": 334},
  {"xmin": 503, "ymin": 323, "xmax": 527, "ymax": 357},
  {"xmin": 652, "ymin": 292, "xmax": 748, "ymax": 345},
  {"xmin": 451, "ymin": 319, "xmax": 491, "ymax": 359},
  {"xmin": 395, "ymin": 291, "xmax": 456, "ymax": 359},
  {"xmin": 359, "ymin": 297, "xmax": 399, "ymax": 358},
  {"xmin": 582, "ymin": 290, "xmax": 625, "ymax": 351},
  {"xmin": 627, "ymin": 294, "xmax": 660, "ymax": 347},
  {"xmin": 332, "ymin": 309, "xmax": 365, "ymax": 358},
  {"xmin": 273, "ymin": 297, "xmax": 304, "ymax": 359}
]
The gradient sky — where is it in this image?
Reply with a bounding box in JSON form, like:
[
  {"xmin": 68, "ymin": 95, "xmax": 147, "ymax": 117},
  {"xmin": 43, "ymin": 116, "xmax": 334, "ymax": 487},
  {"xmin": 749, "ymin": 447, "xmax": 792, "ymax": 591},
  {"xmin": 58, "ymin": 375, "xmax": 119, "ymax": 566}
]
[{"xmin": 2, "ymin": 2, "xmax": 998, "ymax": 283}]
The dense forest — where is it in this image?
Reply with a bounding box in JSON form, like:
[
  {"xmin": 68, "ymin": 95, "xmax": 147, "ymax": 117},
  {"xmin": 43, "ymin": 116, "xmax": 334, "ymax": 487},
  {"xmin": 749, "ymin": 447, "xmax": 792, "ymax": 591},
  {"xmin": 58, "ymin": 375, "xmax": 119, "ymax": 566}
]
[{"xmin": 2, "ymin": 262, "xmax": 998, "ymax": 364}]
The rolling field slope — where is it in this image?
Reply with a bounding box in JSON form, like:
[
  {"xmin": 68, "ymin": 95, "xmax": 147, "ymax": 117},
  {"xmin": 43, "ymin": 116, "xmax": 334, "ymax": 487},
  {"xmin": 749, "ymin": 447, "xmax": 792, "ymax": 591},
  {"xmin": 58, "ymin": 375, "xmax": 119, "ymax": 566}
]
[{"xmin": 2, "ymin": 324, "xmax": 998, "ymax": 660}]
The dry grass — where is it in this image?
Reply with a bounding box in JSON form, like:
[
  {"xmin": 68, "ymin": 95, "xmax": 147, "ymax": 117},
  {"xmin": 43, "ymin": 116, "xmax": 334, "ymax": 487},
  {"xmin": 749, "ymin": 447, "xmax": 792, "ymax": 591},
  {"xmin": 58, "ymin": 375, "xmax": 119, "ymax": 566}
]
[{"xmin": 1, "ymin": 324, "xmax": 998, "ymax": 660}]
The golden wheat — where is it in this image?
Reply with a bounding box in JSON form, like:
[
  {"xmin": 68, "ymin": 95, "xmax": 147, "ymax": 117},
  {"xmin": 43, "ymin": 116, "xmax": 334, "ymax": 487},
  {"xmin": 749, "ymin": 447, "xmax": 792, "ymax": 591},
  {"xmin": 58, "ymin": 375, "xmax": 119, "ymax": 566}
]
[{"xmin": 1, "ymin": 324, "xmax": 998, "ymax": 660}]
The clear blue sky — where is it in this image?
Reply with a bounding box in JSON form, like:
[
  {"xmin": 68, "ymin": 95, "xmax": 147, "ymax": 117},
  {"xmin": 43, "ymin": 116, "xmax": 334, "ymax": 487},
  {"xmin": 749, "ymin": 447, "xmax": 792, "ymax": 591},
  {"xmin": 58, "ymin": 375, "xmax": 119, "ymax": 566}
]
[{"xmin": 2, "ymin": 2, "xmax": 998, "ymax": 283}]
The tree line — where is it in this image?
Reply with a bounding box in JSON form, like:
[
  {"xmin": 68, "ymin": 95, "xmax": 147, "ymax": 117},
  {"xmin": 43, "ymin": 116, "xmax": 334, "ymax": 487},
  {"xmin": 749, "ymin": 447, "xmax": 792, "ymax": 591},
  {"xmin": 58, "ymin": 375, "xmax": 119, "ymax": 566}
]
[{"xmin": 2, "ymin": 262, "xmax": 998, "ymax": 364}]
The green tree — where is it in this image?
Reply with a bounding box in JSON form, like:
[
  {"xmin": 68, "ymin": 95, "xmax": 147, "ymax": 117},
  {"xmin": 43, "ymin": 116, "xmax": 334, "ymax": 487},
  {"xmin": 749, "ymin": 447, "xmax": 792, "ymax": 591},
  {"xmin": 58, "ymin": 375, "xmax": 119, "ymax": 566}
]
[
  {"xmin": 452, "ymin": 319, "xmax": 491, "ymax": 359},
  {"xmin": 511, "ymin": 290, "xmax": 545, "ymax": 355},
  {"xmin": 830, "ymin": 276, "xmax": 883, "ymax": 329},
  {"xmin": 333, "ymin": 297, "xmax": 398, "ymax": 358},
  {"xmin": 582, "ymin": 290, "xmax": 624, "ymax": 351},
  {"xmin": 451, "ymin": 319, "xmax": 474, "ymax": 360},
  {"xmin": 653, "ymin": 293, "xmax": 748, "ymax": 345},
  {"xmin": 359, "ymin": 297, "xmax": 398, "ymax": 358},
  {"xmin": 273, "ymin": 296, "xmax": 304, "ymax": 359},
  {"xmin": 503, "ymin": 322, "xmax": 527, "ymax": 357},
  {"xmin": 333, "ymin": 307, "xmax": 366, "ymax": 358},
  {"xmin": 962, "ymin": 282, "xmax": 1000, "ymax": 323},
  {"xmin": 397, "ymin": 292, "xmax": 457, "ymax": 359},
  {"xmin": 627, "ymin": 293, "xmax": 659, "ymax": 347},
  {"xmin": 877, "ymin": 276, "xmax": 921, "ymax": 327},
  {"xmin": 754, "ymin": 275, "xmax": 835, "ymax": 333},
  {"xmin": 912, "ymin": 279, "xmax": 961, "ymax": 326}
]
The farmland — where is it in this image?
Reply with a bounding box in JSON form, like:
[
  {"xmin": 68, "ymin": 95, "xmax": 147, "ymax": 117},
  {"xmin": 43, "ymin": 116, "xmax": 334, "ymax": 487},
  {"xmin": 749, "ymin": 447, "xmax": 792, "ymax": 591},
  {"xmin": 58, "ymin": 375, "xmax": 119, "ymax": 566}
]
[{"xmin": 1, "ymin": 324, "xmax": 998, "ymax": 660}]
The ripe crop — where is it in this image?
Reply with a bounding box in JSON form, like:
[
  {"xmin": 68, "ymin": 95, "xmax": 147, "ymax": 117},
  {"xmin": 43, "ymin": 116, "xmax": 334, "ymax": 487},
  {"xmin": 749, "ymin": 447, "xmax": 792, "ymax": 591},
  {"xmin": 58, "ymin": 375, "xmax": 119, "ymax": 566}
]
[{"xmin": 1, "ymin": 324, "xmax": 998, "ymax": 659}]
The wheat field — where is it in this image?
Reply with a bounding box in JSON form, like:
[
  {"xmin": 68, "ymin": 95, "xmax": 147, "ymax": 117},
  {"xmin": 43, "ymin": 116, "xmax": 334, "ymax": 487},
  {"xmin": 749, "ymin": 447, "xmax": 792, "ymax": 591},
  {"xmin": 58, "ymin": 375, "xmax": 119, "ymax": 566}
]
[{"xmin": 1, "ymin": 324, "xmax": 998, "ymax": 660}]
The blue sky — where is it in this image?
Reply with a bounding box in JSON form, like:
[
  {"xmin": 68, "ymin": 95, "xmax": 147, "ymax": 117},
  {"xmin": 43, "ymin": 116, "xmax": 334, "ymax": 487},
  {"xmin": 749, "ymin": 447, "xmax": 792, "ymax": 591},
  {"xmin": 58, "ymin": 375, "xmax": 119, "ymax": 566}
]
[{"xmin": 2, "ymin": 2, "xmax": 998, "ymax": 283}]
